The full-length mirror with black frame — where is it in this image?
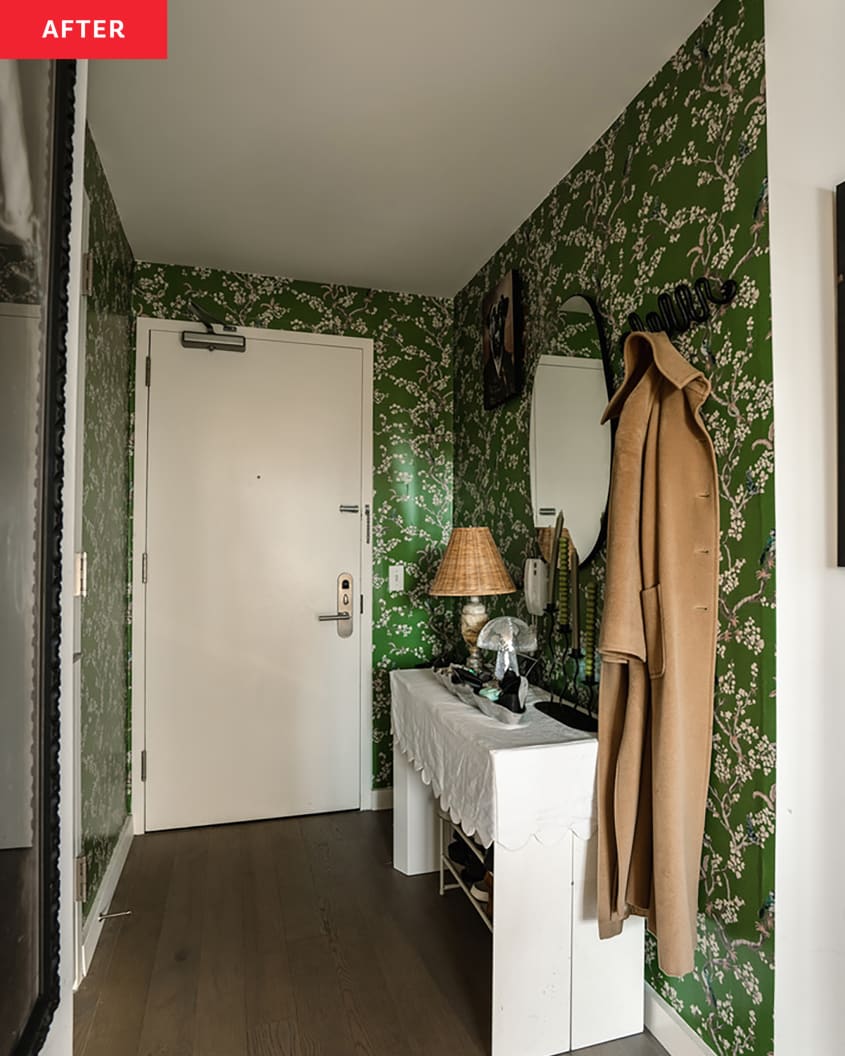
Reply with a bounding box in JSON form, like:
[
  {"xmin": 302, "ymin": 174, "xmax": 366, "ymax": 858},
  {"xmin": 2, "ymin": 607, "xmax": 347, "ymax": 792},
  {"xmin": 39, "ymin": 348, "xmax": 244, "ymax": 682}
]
[
  {"xmin": 529, "ymin": 292, "xmax": 614, "ymax": 569},
  {"xmin": 0, "ymin": 59, "xmax": 75, "ymax": 1055}
]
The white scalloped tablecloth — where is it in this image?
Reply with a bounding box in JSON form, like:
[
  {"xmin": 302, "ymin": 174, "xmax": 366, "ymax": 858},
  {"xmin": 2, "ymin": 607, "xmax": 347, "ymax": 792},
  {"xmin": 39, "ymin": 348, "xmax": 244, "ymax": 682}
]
[{"xmin": 390, "ymin": 668, "xmax": 598, "ymax": 850}]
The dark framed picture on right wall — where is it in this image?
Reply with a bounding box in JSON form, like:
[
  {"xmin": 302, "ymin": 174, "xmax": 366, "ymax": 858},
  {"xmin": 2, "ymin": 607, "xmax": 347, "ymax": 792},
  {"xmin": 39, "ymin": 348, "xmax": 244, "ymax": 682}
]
[
  {"xmin": 837, "ymin": 183, "xmax": 845, "ymax": 565},
  {"xmin": 481, "ymin": 269, "xmax": 523, "ymax": 410}
]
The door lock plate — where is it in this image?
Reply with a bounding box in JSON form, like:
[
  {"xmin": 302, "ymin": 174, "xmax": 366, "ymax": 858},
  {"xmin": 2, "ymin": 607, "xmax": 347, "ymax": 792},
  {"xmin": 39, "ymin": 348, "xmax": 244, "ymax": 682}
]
[{"xmin": 336, "ymin": 572, "xmax": 353, "ymax": 638}]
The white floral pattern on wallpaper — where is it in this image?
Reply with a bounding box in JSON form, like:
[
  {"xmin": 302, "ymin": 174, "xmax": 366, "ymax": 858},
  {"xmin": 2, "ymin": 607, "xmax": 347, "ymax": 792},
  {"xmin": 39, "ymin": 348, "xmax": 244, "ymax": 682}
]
[
  {"xmin": 0, "ymin": 250, "xmax": 39, "ymax": 304},
  {"xmin": 132, "ymin": 264, "xmax": 457, "ymax": 789},
  {"xmin": 80, "ymin": 129, "xmax": 135, "ymax": 917},
  {"xmin": 452, "ymin": 1, "xmax": 774, "ymax": 1053}
]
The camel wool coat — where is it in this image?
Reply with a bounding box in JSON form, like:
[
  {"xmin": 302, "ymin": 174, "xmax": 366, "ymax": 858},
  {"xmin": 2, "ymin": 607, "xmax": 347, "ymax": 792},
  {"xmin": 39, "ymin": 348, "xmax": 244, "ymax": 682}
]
[{"xmin": 596, "ymin": 331, "xmax": 719, "ymax": 978}]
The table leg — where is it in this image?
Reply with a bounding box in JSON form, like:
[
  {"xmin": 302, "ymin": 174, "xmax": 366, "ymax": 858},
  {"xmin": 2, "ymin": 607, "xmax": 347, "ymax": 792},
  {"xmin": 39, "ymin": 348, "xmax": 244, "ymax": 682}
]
[
  {"xmin": 491, "ymin": 835, "xmax": 572, "ymax": 1056},
  {"xmin": 392, "ymin": 741, "xmax": 439, "ymax": 875},
  {"xmin": 570, "ymin": 834, "xmax": 644, "ymax": 1048}
]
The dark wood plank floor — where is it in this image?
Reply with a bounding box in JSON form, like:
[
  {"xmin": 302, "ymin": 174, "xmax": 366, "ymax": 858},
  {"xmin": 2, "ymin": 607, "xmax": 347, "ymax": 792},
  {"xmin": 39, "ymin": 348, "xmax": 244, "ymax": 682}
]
[{"xmin": 74, "ymin": 811, "xmax": 667, "ymax": 1056}]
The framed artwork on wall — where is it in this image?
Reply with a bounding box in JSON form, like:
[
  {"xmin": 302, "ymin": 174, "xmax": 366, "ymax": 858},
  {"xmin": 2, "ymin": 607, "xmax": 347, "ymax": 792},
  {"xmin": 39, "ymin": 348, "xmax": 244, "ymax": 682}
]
[
  {"xmin": 0, "ymin": 59, "xmax": 76, "ymax": 1054},
  {"xmin": 482, "ymin": 269, "xmax": 523, "ymax": 410}
]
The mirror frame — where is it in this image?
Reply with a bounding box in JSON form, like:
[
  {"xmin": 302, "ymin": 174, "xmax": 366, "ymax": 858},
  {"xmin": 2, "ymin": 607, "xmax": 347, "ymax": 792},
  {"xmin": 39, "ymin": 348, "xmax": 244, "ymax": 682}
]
[
  {"xmin": 837, "ymin": 182, "xmax": 845, "ymax": 566},
  {"xmin": 548, "ymin": 291, "xmax": 615, "ymax": 570},
  {"xmin": 4, "ymin": 59, "xmax": 76, "ymax": 1056}
]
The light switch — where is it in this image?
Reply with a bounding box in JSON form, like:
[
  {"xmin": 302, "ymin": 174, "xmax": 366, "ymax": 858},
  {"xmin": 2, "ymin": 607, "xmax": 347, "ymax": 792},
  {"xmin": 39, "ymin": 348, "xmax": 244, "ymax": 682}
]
[{"xmin": 388, "ymin": 564, "xmax": 405, "ymax": 593}]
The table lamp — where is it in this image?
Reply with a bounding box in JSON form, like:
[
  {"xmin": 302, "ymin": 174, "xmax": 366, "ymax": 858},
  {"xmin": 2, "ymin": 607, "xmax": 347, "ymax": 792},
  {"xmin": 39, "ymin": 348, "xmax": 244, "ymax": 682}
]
[{"xmin": 430, "ymin": 527, "xmax": 516, "ymax": 672}]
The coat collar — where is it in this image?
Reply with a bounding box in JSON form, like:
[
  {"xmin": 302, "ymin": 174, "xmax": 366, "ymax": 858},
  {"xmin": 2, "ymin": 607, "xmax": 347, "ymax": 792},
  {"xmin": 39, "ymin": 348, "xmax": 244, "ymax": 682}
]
[{"xmin": 601, "ymin": 331, "xmax": 710, "ymax": 423}]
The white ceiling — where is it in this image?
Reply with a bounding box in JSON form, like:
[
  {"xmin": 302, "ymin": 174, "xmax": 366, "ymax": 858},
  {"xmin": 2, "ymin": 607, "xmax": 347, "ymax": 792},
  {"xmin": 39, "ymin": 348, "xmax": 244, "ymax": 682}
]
[{"xmin": 87, "ymin": 0, "xmax": 717, "ymax": 298}]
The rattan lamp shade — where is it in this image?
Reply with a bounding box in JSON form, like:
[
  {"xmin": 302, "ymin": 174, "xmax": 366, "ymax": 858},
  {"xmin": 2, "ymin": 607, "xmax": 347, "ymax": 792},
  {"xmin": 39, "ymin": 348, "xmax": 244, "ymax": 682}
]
[{"xmin": 430, "ymin": 527, "xmax": 515, "ymax": 597}]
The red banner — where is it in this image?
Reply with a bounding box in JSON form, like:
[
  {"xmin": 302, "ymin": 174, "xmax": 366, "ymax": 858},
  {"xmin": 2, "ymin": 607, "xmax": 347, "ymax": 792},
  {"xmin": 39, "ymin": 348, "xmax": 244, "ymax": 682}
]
[{"xmin": 1, "ymin": 1, "xmax": 168, "ymax": 58}]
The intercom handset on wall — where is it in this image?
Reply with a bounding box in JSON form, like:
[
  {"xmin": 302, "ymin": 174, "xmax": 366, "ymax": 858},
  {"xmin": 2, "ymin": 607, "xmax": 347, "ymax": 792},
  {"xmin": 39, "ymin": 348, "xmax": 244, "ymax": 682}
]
[{"xmin": 524, "ymin": 558, "xmax": 549, "ymax": 616}]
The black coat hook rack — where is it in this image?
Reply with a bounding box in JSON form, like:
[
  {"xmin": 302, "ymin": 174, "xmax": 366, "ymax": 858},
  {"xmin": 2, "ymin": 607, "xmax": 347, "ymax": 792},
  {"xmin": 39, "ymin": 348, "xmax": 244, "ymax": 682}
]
[{"xmin": 627, "ymin": 276, "xmax": 737, "ymax": 339}]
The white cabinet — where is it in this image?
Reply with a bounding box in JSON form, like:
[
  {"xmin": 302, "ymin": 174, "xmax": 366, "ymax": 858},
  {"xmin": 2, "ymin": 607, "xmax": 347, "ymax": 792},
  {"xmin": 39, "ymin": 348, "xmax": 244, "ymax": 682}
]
[{"xmin": 391, "ymin": 670, "xmax": 644, "ymax": 1056}]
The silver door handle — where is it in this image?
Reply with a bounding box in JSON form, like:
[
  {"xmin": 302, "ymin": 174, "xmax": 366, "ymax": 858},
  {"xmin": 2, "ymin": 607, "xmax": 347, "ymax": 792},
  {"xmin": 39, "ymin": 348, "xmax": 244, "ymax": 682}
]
[{"xmin": 318, "ymin": 612, "xmax": 352, "ymax": 622}]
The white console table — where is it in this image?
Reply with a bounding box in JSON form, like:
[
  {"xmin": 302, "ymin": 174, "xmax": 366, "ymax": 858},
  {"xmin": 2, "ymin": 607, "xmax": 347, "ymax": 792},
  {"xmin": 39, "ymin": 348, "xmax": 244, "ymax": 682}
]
[{"xmin": 390, "ymin": 668, "xmax": 644, "ymax": 1056}]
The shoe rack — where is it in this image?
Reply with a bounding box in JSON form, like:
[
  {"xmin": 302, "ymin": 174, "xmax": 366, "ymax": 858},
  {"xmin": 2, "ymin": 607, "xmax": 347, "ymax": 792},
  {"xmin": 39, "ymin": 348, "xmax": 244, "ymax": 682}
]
[{"xmin": 437, "ymin": 809, "xmax": 493, "ymax": 934}]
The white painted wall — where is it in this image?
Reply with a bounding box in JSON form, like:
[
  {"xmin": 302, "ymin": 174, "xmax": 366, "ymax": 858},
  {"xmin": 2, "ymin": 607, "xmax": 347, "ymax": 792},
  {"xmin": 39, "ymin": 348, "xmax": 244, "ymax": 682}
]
[
  {"xmin": 765, "ymin": 4, "xmax": 845, "ymax": 1053},
  {"xmin": 41, "ymin": 58, "xmax": 88, "ymax": 1056}
]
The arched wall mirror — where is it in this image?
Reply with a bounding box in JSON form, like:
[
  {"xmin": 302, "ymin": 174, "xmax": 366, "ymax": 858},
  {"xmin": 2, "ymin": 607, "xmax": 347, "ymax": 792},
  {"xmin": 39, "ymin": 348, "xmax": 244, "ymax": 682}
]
[{"xmin": 529, "ymin": 293, "xmax": 613, "ymax": 567}]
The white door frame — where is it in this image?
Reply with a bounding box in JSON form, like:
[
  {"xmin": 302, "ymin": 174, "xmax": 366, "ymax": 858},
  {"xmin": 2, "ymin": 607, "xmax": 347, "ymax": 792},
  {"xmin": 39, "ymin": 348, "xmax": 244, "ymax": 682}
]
[{"xmin": 130, "ymin": 318, "xmax": 374, "ymax": 835}]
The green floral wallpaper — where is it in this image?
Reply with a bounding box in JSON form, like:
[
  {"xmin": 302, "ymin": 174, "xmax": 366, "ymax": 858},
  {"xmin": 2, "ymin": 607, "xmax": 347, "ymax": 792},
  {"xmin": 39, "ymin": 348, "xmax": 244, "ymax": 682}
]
[
  {"xmin": 132, "ymin": 263, "xmax": 456, "ymax": 789},
  {"xmin": 80, "ymin": 129, "xmax": 135, "ymax": 917},
  {"xmin": 452, "ymin": 1, "xmax": 774, "ymax": 1053},
  {"xmin": 84, "ymin": 5, "xmax": 774, "ymax": 1044},
  {"xmin": 0, "ymin": 247, "xmax": 38, "ymax": 304}
]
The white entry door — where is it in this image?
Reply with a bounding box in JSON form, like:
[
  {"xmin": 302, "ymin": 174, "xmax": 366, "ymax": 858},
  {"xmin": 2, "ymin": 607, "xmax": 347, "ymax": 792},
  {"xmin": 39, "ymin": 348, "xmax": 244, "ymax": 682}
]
[{"xmin": 140, "ymin": 324, "xmax": 371, "ymax": 831}]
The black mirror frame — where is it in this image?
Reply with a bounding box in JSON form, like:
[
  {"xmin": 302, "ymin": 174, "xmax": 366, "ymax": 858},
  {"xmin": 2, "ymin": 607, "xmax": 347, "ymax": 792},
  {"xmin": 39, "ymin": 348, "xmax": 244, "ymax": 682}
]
[
  {"xmin": 9, "ymin": 58, "xmax": 76, "ymax": 1056},
  {"xmin": 837, "ymin": 183, "xmax": 845, "ymax": 567},
  {"xmin": 557, "ymin": 291, "xmax": 616, "ymax": 571}
]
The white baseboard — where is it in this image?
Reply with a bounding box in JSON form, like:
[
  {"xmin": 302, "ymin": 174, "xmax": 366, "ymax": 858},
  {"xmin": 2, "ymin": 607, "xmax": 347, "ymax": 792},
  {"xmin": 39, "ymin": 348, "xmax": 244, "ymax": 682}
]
[
  {"xmin": 78, "ymin": 816, "xmax": 134, "ymax": 983},
  {"xmin": 645, "ymin": 984, "xmax": 716, "ymax": 1056},
  {"xmin": 370, "ymin": 787, "xmax": 393, "ymax": 811}
]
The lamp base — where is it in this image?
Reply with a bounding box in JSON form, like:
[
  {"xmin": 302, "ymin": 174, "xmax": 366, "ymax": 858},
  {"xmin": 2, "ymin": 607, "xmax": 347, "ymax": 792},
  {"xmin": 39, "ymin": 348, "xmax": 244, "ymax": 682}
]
[{"xmin": 461, "ymin": 596, "xmax": 488, "ymax": 673}]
